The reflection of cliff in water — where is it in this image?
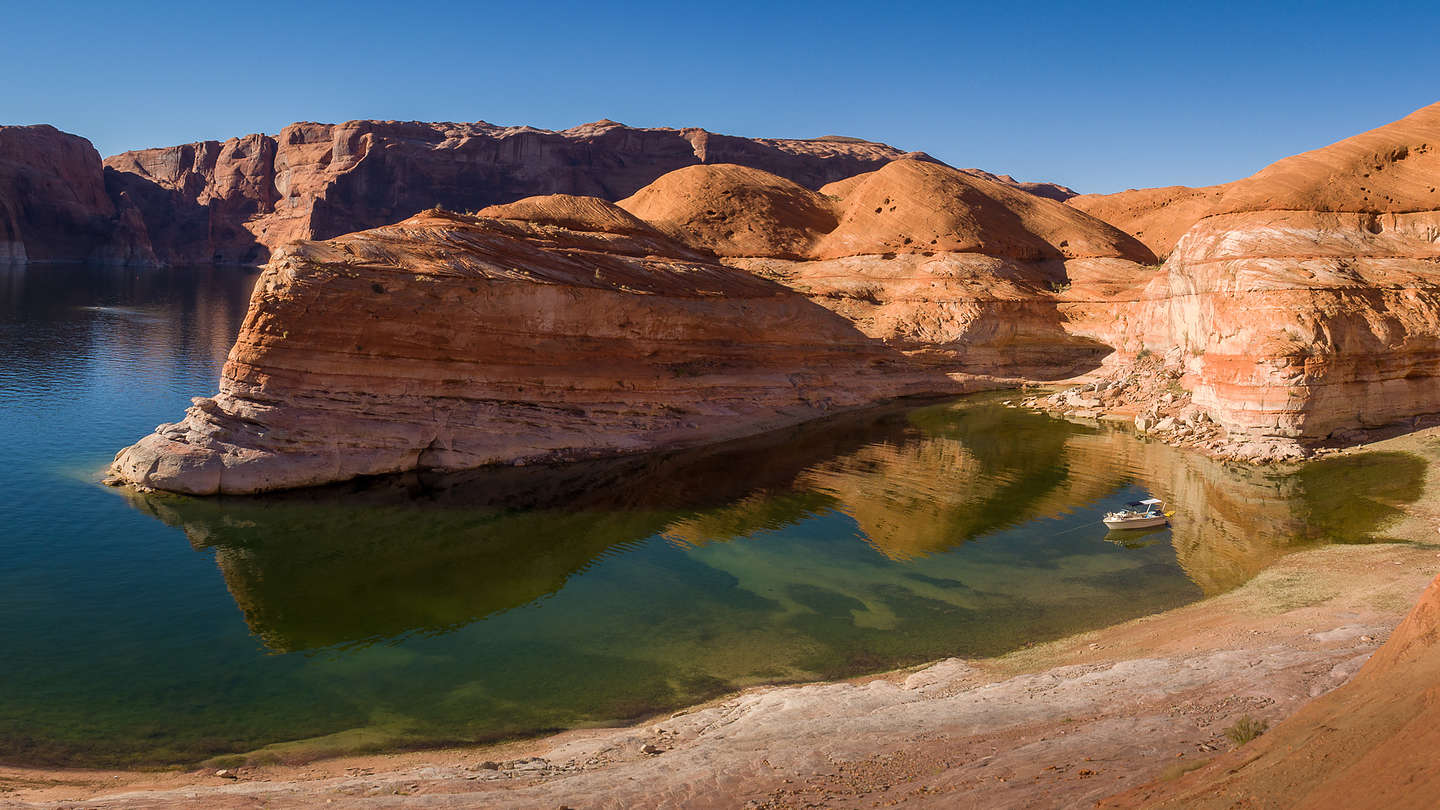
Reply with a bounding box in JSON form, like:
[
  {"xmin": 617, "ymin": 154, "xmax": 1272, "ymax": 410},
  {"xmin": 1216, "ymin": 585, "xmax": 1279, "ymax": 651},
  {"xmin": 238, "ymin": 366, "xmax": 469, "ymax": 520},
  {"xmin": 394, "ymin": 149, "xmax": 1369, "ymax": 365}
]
[
  {"xmin": 794, "ymin": 405, "xmax": 1137, "ymax": 558},
  {"xmin": 126, "ymin": 398, "xmax": 1428, "ymax": 653},
  {"xmin": 1101, "ymin": 435, "xmax": 1425, "ymax": 594},
  {"xmin": 124, "ymin": 404, "xmax": 916, "ymax": 652}
]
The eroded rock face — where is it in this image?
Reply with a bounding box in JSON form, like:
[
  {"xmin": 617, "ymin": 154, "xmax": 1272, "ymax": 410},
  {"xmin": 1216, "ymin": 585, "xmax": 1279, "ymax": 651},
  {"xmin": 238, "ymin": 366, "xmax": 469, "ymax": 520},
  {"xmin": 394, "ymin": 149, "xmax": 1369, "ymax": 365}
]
[
  {"xmin": 1068, "ymin": 102, "xmax": 1440, "ymax": 443},
  {"xmin": 109, "ymin": 101, "xmax": 1440, "ymax": 492},
  {"xmin": 110, "ymin": 160, "xmax": 1146, "ymax": 494},
  {"xmin": 100, "ymin": 120, "xmax": 921, "ymax": 265},
  {"xmin": 0, "ymin": 125, "xmax": 153, "ymax": 264}
]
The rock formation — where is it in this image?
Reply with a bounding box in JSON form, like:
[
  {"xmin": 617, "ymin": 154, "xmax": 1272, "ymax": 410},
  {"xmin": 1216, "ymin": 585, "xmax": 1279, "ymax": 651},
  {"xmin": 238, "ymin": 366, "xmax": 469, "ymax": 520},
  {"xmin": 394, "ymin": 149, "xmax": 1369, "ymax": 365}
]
[
  {"xmin": 1067, "ymin": 184, "xmax": 1224, "ymax": 258},
  {"xmin": 100, "ymin": 120, "xmax": 920, "ymax": 265},
  {"xmin": 108, "ymin": 102, "xmax": 1440, "ymax": 492},
  {"xmin": 0, "ymin": 125, "xmax": 154, "ymax": 264},
  {"xmin": 1057, "ymin": 101, "xmax": 1440, "ymax": 450},
  {"xmin": 1101, "ymin": 569, "xmax": 1440, "ymax": 809},
  {"xmin": 109, "ymin": 158, "xmax": 1148, "ymax": 494}
]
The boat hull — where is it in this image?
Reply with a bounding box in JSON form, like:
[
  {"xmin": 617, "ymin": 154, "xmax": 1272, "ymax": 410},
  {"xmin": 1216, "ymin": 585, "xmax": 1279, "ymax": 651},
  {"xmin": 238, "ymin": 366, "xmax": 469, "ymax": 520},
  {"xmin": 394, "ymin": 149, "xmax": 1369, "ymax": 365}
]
[{"xmin": 1103, "ymin": 515, "xmax": 1168, "ymax": 530}]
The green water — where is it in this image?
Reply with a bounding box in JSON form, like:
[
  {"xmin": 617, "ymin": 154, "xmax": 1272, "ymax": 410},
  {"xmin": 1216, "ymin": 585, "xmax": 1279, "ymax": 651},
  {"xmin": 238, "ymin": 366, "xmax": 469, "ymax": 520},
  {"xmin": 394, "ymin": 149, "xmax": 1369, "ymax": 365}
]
[{"xmin": 0, "ymin": 263, "xmax": 1426, "ymax": 768}]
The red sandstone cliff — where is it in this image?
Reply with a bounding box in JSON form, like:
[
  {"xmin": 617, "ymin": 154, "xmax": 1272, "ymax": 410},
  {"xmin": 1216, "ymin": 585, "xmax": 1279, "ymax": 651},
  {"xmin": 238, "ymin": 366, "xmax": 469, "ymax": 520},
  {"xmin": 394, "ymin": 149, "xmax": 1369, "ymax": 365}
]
[
  {"xmin": 1068, "ymin": 102, "xmax": 1440, "ymax": 443},
  {"xmin": 0, "ymin": 125, "xmax": 153, "ymax": 264}
]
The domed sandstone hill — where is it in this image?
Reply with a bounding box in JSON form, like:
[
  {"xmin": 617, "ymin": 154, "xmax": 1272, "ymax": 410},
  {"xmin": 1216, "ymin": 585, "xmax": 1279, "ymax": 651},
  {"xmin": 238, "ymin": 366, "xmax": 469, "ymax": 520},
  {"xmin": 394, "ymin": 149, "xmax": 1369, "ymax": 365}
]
[
  {"xmin": 812, "ymin": 158, "xmax": 1151, "ymax": 262},
  {"xmin": 1067, "ymin": 184, "xmax": 1225, "ymax": 258},
  {"xmin": 616, "ymin": 164, "xmax": 839, "ymax": 259},
  {"xmin": 476, "ymin": 193, "xmax": 665, "ymax": 239},
  {"xmin": 1071, "ymin": 101, "xmax": 1440, "ymax": 257}
]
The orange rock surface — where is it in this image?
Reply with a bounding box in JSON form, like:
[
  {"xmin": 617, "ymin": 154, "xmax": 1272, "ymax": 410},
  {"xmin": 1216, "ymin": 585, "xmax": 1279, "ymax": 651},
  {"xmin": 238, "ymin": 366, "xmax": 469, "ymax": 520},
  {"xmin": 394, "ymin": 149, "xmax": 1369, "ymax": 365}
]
[
  {"xmin": 1067, "ymin": 184, "xmax": 1224, "ymax": 258},
  {"xmin": 1068, "ymin": 102, "xmax": 1440, "ymax": 442},
  {"xmin": 1102, "ymin": 570, "xmax": 1440, "ymax": 810},
  {"xmin": 101, "ymin": 120, "xmax": 918, "ymax": 265}
]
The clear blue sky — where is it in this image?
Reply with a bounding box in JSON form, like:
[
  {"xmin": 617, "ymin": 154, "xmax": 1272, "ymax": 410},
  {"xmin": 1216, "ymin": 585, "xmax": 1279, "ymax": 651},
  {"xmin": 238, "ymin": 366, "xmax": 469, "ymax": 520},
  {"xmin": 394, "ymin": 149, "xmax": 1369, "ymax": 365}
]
[{"xmin": 5, "ymin": 0, "xmax": 1436, "ymax": 194}]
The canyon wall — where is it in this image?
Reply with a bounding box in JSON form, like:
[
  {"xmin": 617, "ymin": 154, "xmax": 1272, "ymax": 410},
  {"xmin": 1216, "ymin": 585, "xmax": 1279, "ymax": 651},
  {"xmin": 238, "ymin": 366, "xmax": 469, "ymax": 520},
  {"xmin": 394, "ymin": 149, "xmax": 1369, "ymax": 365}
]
[
  {"xmin": 0, "ymin": 125, "xmax": 153, "ymax": 264},
  {"xmin": 100, "ymin": 120, "xmax": 922, "ymax": 265}
]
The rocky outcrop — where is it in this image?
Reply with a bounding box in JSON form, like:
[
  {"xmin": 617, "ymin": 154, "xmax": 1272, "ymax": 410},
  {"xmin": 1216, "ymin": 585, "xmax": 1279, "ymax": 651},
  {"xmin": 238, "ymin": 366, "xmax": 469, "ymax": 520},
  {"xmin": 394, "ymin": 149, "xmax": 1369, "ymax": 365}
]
[
  {"xmin": 1102, "ymin": 569, "xmax": 1440, "ymax": 809},
  {"xmin": 100, "ymin": 120, "xmax": 922, "ymax": 265},
  {"xmin": 1067, "ymin": 184, "xmax": 1224, "ymax": 258},
  {"xmin": 1062, "ymin": 101, "xmax": 1440, "ymax": 447},
  {"xmin": 109, "ymin": 158, "xmax": 1149, "ymax": 494},
  {"xmin": 0, "ymin": 125, "xmax": 154, "ymax": 264},
  {"xmin": 960, "ymin": 168, "xmax": 1078, "ymax": 203}
]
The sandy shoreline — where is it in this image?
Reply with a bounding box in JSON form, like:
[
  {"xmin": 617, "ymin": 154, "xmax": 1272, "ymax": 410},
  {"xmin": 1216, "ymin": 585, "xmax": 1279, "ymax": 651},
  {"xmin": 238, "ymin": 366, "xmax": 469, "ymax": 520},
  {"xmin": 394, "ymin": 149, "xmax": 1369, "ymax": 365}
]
[{"xmin": 6, "ymin": 430, "xmax": 1440, "ymax": 809}]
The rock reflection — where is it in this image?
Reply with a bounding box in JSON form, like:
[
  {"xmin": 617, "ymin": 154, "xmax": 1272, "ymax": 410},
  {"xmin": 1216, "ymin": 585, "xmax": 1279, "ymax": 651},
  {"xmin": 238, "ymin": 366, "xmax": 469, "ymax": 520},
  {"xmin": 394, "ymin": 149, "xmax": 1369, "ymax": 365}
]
[
  {"xmin": 124, "ymin": 405, "xmax": 912, "ymax": 652},
  {"xmin": 125, "ymin": 398, "xmax": 1427, "ymax": 653}
]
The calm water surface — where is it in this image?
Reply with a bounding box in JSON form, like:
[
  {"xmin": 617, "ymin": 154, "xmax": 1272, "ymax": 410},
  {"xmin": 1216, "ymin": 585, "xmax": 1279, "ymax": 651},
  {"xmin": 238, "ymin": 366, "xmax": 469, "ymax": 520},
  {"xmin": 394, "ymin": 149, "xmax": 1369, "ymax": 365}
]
[{"xmin": 0, "ymin": 264, "xmax": 1426, "ymax": 767}]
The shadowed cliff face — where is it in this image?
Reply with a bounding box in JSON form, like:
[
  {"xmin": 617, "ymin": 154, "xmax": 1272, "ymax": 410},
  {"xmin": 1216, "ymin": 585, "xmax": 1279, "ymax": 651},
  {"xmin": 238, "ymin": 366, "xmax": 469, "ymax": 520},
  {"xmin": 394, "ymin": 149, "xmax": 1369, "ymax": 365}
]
[
  {"xmin": 123, "ymin": 401, "xmax": 1424, "ymax": 654},
  {"xmin": 0, "ymin": 125, "xmax": 154, "ymax": 265}
]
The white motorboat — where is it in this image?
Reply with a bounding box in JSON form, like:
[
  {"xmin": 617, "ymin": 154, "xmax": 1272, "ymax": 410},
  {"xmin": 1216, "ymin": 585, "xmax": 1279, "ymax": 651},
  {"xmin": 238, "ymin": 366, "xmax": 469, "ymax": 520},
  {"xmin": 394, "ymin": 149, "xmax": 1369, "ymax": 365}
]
[{"xmin": 1103, "ymin": 498, "xmax": 1170, "ymax": 530}]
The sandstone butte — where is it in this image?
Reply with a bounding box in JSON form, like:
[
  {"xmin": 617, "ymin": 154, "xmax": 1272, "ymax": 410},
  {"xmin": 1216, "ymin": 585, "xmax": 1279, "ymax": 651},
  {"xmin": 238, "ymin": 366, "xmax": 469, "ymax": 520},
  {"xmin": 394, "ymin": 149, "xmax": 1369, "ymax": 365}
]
[
  {"xmin": 110, "ymin": 101, "xmax": 1440, "ymax": 494},
  {"xmin": 110, "ymin": 158, "xmax": 1144, "ymax": 494}
]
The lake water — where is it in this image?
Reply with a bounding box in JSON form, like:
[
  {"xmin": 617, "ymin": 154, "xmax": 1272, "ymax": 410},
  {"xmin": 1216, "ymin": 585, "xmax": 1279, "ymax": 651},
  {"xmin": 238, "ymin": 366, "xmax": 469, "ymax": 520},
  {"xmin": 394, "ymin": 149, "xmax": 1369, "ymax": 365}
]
[{"xmin": 0, "ymin": 263, "xmax": 1426, "ymax": 768}]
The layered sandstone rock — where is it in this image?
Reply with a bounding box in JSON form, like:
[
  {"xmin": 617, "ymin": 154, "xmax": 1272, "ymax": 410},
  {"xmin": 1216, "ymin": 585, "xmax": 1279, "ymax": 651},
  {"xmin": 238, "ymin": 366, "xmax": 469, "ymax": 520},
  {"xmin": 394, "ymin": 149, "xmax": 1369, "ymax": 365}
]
[
  {"xmin": 106, "ymin": 207, "xmax": 940, "ymax": 493},
  {"xmin": 110, "ymin": 103, "xmax": 1440, "ymax": 492},
  {"xmin": 0, "ymin": 125, "xmax": 153, "ymax": 264},
  {"xmin": 110, "ymin": 159, "xmax": 1149, "ymax": 494},
  {"xmin": 1064, "ymin": 102, "xmax": 1440, "ymax": 445}
]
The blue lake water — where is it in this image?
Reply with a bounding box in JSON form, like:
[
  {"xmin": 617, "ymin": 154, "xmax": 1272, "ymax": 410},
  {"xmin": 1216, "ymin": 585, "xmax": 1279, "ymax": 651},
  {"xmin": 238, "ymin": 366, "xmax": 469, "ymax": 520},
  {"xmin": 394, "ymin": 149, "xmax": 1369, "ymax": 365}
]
[{"xmin": 0, "ymin": 263, "xmax": 1424, "ymax": 767}]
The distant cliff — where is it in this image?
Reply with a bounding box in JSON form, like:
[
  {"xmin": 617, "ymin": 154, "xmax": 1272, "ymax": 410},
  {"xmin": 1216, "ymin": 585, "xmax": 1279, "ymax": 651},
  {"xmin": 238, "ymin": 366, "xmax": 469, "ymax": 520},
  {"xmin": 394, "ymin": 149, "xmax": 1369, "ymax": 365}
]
[
  {"xmin": 1, "ymin": 117, "xmax": 1085, "ymax": 267},
  {"xmin": 99, "ymin": 120, "xmax": 920, "ymax": 265},
  {"xmin": 0, "ymin": 125, "xmax": 153, "ymax": 265}
]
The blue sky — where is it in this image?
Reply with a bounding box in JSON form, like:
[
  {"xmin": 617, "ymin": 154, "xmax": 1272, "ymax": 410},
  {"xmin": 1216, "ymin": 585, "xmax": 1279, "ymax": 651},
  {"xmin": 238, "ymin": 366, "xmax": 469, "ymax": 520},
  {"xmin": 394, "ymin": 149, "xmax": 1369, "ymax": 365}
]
[{"xmin": 5, "ymin": 0, "xmax": 1436, "ymax": 194}]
